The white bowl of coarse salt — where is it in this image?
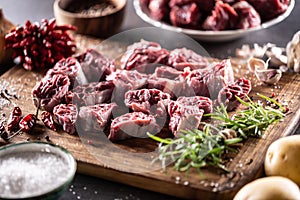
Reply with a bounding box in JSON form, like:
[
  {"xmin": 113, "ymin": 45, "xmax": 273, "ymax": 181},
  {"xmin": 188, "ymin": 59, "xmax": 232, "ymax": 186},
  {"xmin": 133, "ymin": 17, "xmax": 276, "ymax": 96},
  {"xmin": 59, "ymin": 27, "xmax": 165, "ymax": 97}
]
[{"xmin": 0, "ymin": 142, "xmax": 77, "ymax": 200}]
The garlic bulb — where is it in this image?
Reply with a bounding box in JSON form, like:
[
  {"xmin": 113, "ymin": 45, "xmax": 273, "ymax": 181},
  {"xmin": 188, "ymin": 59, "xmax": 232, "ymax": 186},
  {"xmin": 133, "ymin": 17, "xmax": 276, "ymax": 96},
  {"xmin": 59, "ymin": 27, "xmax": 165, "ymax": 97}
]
[
  {"xmin": 286, "ymin": 31, "xmax": 300, "ymax": 73},
  {"xmin": 0, "ymin": 9, "xmax": 15, "ymax": 66}
]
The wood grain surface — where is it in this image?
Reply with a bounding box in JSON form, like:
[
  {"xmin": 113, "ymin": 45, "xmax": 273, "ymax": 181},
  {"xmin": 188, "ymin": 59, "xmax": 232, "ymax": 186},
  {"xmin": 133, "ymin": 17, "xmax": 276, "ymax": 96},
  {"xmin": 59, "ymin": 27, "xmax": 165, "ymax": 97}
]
[{"xmin": 1, "ymin": 36, "xmax": 300, "ymax": 199}]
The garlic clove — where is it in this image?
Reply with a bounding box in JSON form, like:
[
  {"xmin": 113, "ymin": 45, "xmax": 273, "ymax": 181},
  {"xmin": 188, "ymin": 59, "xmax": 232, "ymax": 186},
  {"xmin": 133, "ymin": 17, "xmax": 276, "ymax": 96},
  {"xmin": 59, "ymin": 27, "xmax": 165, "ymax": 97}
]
[
  {"xmin": 247, "ymin": 57, "xmax": 267, "ymax": 72},
  {"xmin": 253, "ymin": 43, "xmax": 270, "ymax": 58},
  {"xmin": 266, "ymin": 46, "xmax": 287, "ymax": 67},
  {"xmin": 255, "ymin": 69, "xmax": 282, "ymax": 84}
]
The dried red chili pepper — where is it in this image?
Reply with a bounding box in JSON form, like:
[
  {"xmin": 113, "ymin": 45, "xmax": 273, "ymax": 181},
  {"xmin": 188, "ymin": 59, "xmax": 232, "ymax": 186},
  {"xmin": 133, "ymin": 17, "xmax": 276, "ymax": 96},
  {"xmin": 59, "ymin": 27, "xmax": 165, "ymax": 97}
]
[
  {"xmin": 41, "ymin": 111, "xmax": 57, "ymax": 131},
  {"xmin": 7, "ymin": 112, "xmax": 38, "ymax": 140},
  {"xmin": 5, "ymin": 18, "xmax": 77, "ymax": 71},
  {"xmin": 18, "ymin": 114, "xmax": 37, "ymax": 133},
  {"xmin": 7, "ymin": 106, "xmax": 22, "ymax": 131}
]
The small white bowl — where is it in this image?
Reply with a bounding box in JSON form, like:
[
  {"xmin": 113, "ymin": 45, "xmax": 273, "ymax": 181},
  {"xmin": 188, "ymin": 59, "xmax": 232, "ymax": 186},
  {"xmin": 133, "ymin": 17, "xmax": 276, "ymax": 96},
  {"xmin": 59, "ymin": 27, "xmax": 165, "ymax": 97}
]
[
  {"xmin": 134, "ymin": 0, "xmax": 295, "ymax": 42},
  {"xmin": 0, "ymin": 142, "xmax": 77, "ymax": 200}
]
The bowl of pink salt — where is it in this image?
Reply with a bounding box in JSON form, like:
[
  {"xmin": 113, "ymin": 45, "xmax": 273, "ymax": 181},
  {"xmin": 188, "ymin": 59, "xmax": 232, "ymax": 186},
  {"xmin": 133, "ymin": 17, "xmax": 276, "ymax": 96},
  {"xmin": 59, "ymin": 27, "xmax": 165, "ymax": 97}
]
[{"xmin": 0, "ymin": 142, "xmax": 77, "ymax": 200}]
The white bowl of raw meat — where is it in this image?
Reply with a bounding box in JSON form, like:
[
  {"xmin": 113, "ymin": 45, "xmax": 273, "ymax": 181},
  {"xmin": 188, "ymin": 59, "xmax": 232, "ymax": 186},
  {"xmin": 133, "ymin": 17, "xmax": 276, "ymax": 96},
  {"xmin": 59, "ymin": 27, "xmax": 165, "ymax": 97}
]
[{"xmin": 134, "ymin": 0, "xmax": 295, "ymax": 42}]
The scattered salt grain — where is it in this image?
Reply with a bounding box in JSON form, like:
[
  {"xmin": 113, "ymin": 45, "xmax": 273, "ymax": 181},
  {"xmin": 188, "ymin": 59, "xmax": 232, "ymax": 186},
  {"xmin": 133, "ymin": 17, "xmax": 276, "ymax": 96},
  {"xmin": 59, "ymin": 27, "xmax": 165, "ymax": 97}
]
[{"xmin": 183, "ymin": 181, "xmax": 189, "ymax": 186}]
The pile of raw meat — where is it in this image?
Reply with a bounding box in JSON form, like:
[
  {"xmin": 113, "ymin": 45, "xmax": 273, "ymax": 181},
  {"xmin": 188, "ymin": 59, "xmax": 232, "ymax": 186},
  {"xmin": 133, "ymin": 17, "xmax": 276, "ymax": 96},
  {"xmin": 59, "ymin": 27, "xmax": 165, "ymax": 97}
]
[
  {"xmin": 142, "ymin": 0, "xmax": 290, "ymax": 31},
  {"xmin": 32, "ymin": 40, "xmax": 251, "ymax": 141}
]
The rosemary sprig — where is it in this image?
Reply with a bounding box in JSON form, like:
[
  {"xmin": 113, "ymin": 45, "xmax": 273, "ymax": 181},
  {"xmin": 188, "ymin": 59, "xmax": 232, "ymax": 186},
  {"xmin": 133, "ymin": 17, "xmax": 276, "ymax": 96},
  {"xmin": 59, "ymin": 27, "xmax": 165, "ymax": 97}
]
[
  {"xmin": 149, "ymin": 95, "xmax": 286, "ymax": 173},
  {"xmin": 148, "ymin": 125, "xmax": 242, "ymax": 172},
  {"xmin": 207, "ymin": 95, "xmax": 286, "ymax": 138}
]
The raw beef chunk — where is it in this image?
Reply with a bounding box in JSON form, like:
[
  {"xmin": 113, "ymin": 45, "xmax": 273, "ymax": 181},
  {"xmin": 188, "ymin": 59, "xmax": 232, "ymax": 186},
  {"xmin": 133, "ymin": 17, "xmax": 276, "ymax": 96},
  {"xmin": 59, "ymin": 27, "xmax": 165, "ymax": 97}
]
[
  {"xmin": 233, "ymin": 1, "xmax": 261, "ymax": 29},
  {"xmin": 186, "ymin": 59, "xmax": 234, "ymax": 99},
  {"xmin": 148, "ymin": 0, "xmax": 170, "ymax": 20},
  {"xmin": 75, "ymin": 49, "xmax": 115, "ymax": 82},
  {"xmin": 202, "ymin": 1, "xmax": 238, "ymax": 31},
  {"xmin": 106, "ymin": 69, "xmax": 148, "ymax": 103},
  {"xmin": 169, "ymin": 3, "xmax": 201, "ymax": 29},
  {"xmin": 65, "ymin": 81, "xmax": 114, "ymax": 106},
  {"xmin": 53, "ymin": 104, "xmax": 78, "ymax": 134},
  {"xmin": 152, "ymin": 66, "xmax": 186, "ymax": 79},
  {"xmin": 148, "ymin": 66, "xmax": 193, "ymax": 98},
  {"xmin": 108, "ymin": 112, "xmax": 160, "ymax": 141},
  {"xmin": 120, "ymin": 40, "xmax": 169, "ymax": 72},
  {"xmin": 246, "ymin": 0, "xmax": 290, "ymax": 21},
  {"xmin": 168, "ymin": 100, "xmax": 204, "ymax": 136},
  {"xmin": 177, "ymin": 96, "xmax": 212, "ymax": 114},
  {"xmin": 32, "ymin": 74, "xmax": 70, "ymax": 112},
  {"xmin": 222, "ymin": 0, "xmax": 237, "ymax": 4},
  {"xmin": 140, "ymin": 0, "xmax": 150, "ymax": 6},
  {"xmin": 45, "ymin": 57, "xmax": 87, "ymax": 86},
  {"xmin": 78, "ymin": 103, "xmax": 117, "ymax": 132},
  {"xmin": 169, "ymin": 0, "xmax": 215, "ymax": 14},
  {"xmin": 124, "ymin": 89, "xmax": 171, "ymax": 117},
  {"xmin": 168, "ymin": 48, "xmax": 208, "ymax": 71},
  {"xmin": 217, "ymin": 77, "xmax": 252, "ymax": 111}
]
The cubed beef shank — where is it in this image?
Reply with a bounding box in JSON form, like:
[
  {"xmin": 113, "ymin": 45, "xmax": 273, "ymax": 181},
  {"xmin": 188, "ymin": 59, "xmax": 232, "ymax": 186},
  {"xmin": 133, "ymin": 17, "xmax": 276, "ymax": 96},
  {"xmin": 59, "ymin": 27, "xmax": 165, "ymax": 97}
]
[
  {"xmin": 222, "ymin": 0, "xmax": 238, "ymax": 4},
  {"xmin": 168, "ymin": 48, "xmax": 208, "ymax": 71},
  {"xmin": 32, "ymin": 74, "xmax": 70, "ymax": 112},
  {"xmin": 75, "ymin": 49, "xmax": 115, "ymax": 82},
  {"xmin": 125, "ymin": 89, "xmax": 171, "ymax": 118},
  {"xmin": 169, "ymin": 3, "xmax": 201, "ymax": 29},
  {"xmin": 202, "ymin": 1, "xmax": 238, "ymax": 31},
  {"xmin": 152, "ymin": 65, "xmax": 189, "ymax": 79},
  {"xmin": 78, "ymin": 103, "xmax": 117, "ymax": 132},
  {"xmin": 169, "ymin": 0, "xmax": 215, "ymax": 14},
  {"xmin": 177, "ymin": 96, "xmax": 212, "ymax": 114},
  {"xmin": 120, "ymin": 40, "xmax": 169, "ymax": 72},
  {"xmin": 140, "ymin": 0, "xmax": 150, "ymax": 6},
  {"xmin": 45, "ymin": 57, "xmax": 87, "ymax": 86},
  {"xmin": 168, "ymin": 100, "xmax": 204, "ymax": 136},
  {"xmin": 246, "ymin": 0, "xmax": 290, "ymax": 21},
  {"xmin": 106, "ymin": 69, "xmax": 149, "ymax": 103},
  {"xmin": 108, "ymin": 112, "xmax": 160, "ymax": 141},
  {"xmin": 186, "ymin": 59, "xmax": 234, "ymax": 99},
  {"xmin": 148, "ymin": 0, "xmax": 170, "ymax": 21},
  {"xmin": 148, "ymin": 66, "xmax": 194, "ymax": 98},
  {"xmin": 53, "ymin": 104, "xmax": 78, "ymax": 134},
  {"xmin": 65, "ymin": 81, "xmax": 114, "ymax": 107},
  {"xmin": 233, "ymin": 1, "xmax": 261, "ymax": 29},
  {"xmin": 217, "ymin": 77, "xmax": 252, "ymax": 111}
]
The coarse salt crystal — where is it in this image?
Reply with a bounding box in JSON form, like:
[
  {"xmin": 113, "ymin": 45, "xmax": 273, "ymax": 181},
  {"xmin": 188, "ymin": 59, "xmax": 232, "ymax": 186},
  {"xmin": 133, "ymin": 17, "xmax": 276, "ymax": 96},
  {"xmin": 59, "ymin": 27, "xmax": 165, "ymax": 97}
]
[{"xmin": 0, "ymin": 151, "xmax": 70, "ymax": 199}]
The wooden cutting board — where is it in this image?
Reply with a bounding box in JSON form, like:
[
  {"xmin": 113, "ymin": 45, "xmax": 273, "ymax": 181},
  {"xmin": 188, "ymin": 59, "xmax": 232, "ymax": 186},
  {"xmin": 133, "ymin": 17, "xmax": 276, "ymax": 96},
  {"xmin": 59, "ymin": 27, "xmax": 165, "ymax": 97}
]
[{"xmin": 1, "ymin": 35, "xmax": 300, "ymax": 200}]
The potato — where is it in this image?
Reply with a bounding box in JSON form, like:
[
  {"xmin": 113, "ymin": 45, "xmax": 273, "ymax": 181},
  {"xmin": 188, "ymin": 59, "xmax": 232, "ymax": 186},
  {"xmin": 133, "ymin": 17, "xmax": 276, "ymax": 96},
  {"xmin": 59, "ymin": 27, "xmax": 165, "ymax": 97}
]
[
  {"xmin": 233, "ymin": 176, "xmax": 300, "ymax": 200},
  {"xmin": 264, "ymin": 135, "xmax": 300, "ymax": 185}
]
